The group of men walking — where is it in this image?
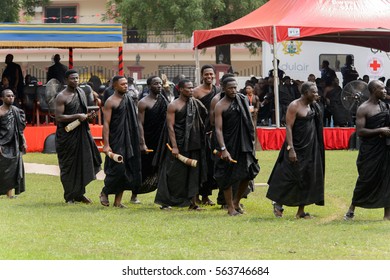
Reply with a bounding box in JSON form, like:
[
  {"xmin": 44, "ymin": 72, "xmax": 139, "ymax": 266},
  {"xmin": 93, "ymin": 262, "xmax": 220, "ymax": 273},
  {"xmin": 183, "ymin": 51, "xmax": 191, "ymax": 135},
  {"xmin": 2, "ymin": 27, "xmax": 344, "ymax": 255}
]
[{"xmin": 1, "ymin": 66, "xmax": 390, "ymax": 220}]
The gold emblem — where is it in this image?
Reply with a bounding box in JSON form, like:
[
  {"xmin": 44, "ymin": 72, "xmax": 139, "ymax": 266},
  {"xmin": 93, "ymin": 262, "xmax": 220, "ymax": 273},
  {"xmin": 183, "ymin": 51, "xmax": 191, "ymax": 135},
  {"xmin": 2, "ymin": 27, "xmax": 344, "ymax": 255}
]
[{"xmin": 282, "ymin": 41, "xmax": 302, "ymax": 56}]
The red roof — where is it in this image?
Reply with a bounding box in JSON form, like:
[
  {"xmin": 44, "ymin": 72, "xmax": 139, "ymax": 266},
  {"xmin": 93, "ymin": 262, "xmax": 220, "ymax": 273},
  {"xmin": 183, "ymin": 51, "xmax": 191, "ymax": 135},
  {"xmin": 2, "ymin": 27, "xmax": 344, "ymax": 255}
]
[{"xmin": 193, "ymin": 0, "xmax": 390, "ymax": 51}]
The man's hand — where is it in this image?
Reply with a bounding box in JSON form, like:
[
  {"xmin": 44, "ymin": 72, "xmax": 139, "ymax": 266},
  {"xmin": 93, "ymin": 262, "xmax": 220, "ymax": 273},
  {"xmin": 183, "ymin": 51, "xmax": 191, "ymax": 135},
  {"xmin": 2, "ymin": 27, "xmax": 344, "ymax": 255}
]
[
  {"xmin": 288, "ymin": 149, "xmax": 298, "ymax": 163},
  {"xmin": 171, "ymin": 146, "xmax": 179, "ymax": 157},
  {"xmin": 78, "ymin": 113, "xmax": 88, "ymax": 122},
  {"xmin": 102, "ymin": 144, "xmax": 112, "ymax": 155},
  {"xmin": 140, "ymin": 143, "xmax": 149, "ymax": 154},
  {"xmin": 380, "ymin": 127, "xmax": 390, "ymax": 137},
  {"xmin": 221, "ymin": 149, "xmax": 233, "ymax": 162}
]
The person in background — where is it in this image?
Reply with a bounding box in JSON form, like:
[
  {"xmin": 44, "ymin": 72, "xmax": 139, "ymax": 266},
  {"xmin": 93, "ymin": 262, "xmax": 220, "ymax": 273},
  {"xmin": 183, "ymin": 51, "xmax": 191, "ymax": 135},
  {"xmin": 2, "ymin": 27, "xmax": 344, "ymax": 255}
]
[
  {"xmin": 245, "ymin": 83, "xmax": 260, "ymax": 128},
  {"xmin": 341, "ymin": 55, "xmax": 359, "ymax": 87},
  {"xmin": 127, "ymin": 77, "xmax": 139, "ymax": 106},
  {"xmin": 2, "ymin": 54, "xmax": 24, "ymax": 108},
  {"xmin": 47, "ymin": 54, "xmax": 68, "ymax": 85},
  {"xmin": 307, "ymin": 74, "xmax": 316, "ymax": 83},
  {"xmin": 268, "ymin": 59, "xmax": 285, "ymax": 80},
  {"xmin": 0, "ymin": 89, "xmax": 27, "ymax": 199},
  {"xmin": 362, "ymin": 75, "xmax": 370, "ymax": 84},
  {"xmin": 320, "ymin": 60, "xmax": 337, "ymax": 86}
]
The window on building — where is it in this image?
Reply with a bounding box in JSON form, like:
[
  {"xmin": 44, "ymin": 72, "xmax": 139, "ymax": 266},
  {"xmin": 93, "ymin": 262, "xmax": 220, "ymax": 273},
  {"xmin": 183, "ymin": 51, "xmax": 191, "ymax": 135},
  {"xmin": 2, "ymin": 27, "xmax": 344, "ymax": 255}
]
[
  {"xmin": 45, "ymin": 6, "xmax": 77, "ymax": 23},
  {"xmin": 319, "ymin": 54, "xmax": 353, "ymax": 72}
]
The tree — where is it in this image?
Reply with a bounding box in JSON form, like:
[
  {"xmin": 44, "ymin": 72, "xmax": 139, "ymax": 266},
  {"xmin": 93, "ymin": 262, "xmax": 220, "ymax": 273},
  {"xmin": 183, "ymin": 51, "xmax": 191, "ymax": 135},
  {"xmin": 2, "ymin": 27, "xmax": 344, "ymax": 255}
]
[
  {"xmin": 106, "ymin": 0, "xmax": 268, "ymax": 58},
  {"xmin": 0, "ymin": 0, "xmax": 50, "ymax": 22}
]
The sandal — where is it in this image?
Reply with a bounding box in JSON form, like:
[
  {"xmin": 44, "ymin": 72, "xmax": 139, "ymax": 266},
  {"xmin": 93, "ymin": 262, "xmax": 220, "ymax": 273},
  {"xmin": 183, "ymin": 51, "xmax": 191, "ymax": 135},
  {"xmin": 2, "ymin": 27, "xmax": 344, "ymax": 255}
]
[
  {"xmin": 344, "ymin": 211, "xmax": 354, "ymax": 221},
  {"xmin": 130, "ymin": 198, "xmax": 141, "ymax": 204},
  {"xmin": 296, "ymin": 212, "xmax": 312, "ymax": 219},
  {"xmin": 113, "ymin": 203, "xmax": 127, "ymax": 208},
  {"xmin": 160, "ymin": 205, "xmax": 172, "ymax": 210},
  {"xmin": 188, "ymin": 204, "xmax": 205, "ymax": 211},
  {"xmin": 228, "ymin": 210, "xmax": 242, "ymax": 216},
  {"xmin": 273, "ymin": 203, "xmax": 284, "ymax": 218},
  {"xmin": 201, "ymin": 199, "xmax": 216, "ymax": 206},
  {"xmin": 99, "ymin": 192, "xmax": 109, "ymax": 207}
]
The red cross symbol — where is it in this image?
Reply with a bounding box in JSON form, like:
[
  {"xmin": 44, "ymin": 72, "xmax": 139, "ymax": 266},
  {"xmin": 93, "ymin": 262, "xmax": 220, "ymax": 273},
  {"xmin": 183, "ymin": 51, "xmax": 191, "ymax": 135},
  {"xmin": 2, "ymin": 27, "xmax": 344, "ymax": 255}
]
[{"xmin": 370, "ymin": 59, "xmax": 381, "ymax": 71}]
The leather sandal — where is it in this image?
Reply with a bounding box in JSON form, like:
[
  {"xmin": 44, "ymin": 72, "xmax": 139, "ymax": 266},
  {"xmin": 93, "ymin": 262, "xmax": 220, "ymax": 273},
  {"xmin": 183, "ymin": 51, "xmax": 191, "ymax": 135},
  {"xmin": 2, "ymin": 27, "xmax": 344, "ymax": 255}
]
[{"xmin": 99, "ymin": 192, "xmax": 109, "ymax": 207}]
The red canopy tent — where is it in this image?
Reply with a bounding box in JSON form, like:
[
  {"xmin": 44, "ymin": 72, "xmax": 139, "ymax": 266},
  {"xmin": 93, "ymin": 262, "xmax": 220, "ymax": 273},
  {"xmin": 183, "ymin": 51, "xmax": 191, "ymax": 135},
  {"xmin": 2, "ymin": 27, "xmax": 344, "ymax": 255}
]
[{"xmin": 193, "ymin": 0, "xmax": 390, "ymax": 127}]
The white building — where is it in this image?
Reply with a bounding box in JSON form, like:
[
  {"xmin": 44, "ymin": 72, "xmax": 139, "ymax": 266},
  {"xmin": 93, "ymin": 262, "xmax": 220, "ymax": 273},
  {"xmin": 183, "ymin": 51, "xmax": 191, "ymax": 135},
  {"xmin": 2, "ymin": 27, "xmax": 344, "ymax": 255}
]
[{"xmin": 0, "ymin": 0, "xmax": 262, "ymax": 85}]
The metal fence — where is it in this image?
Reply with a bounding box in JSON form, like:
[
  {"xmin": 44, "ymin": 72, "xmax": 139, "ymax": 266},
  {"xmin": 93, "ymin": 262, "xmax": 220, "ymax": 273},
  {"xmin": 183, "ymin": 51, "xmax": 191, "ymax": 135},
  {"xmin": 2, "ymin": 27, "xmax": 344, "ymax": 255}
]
[{"xmin": 126, "ymin": 29, "xmax": 191, "ymax": 44}]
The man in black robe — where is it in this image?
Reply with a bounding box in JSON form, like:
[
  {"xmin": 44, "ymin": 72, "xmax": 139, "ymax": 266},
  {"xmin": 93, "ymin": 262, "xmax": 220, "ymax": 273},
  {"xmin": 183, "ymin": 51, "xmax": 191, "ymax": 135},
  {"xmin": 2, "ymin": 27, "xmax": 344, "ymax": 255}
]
[
  {"xmin": 193, "ymin": 65, "xmax": 221, "ymax": 206},
  {"xmin": 135, "ymin": 76, "xmax": 168, "ymax": 203},
  {"xmin": 99, "ymin": 76, "xmax": 142, "ymax": 208},
  {"xmin": 0, "ymin": 89, "xmax": 26, "ymax": 198},
  {"xmin": 55, "ymin": 69, "xmax": 102, "ymax": 204},
  {"xmin": 2, "ymin": 54, "xmax": 24, "ymax": 108},
  {"xmin": 47, "ymin": 54, "xmax": 68, "ymax": 85},
  {"xmin": 344, "ymin": 80, "xmax": 390, "ymax": 220},
  {"xmin": 154, "ymin": 79, "xmax": 208, "ymax": 210},
  {"xmin": 266, "ymin": 82, "xmax": 324, "ymax": 219},
  {"xmin": 214, "ymin": 77, "xmax": 260, "ymax": 216}
]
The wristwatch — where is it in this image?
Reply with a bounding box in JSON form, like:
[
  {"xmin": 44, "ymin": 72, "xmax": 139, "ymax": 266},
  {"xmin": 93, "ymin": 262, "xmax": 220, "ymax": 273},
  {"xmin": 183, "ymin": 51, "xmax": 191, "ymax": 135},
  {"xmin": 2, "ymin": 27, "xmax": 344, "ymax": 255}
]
[
  {"xmin": 220, "ymin": 146, "xmax": 226, "ymax": 151},
  {"xmin": 286, "ymin": 145, "xmax": 294, "ymax": 151}
]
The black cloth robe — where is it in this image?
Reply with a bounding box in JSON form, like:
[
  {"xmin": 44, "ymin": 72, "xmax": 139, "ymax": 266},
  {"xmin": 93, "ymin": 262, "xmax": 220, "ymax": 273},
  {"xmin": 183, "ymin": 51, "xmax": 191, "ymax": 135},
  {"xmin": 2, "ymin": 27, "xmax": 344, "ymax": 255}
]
[
  {"xmin": 214, "ymin": 94, "xmax": 260, "ymax": 190},
  {"xmin": 138, "ymin": 94, "xmax": 168, "ymax": 194},
  {"xmin": 352, "ymin": 102, "xmax": 390, "ymax": 208},
  {"xmin": 198, "ymin": 85, "xmax": 220, "ymax": 196},
  {"xmin": 0, "ymin": 106, "xmax": 26, "ymax": 195},
  {"xmin": 103, "ymin": 93, "xmax": 142, "ymax": 195},
  {"xmin": 56, "ymin": 88, "xmax": 102, "ymax": 202},
  {"xmin": 154, "ymin": 98, "xmax": 208, "ymax": 207},
  {"xmin": 266, "ymin": 103, "xmax": 325, "ymax": 206}
]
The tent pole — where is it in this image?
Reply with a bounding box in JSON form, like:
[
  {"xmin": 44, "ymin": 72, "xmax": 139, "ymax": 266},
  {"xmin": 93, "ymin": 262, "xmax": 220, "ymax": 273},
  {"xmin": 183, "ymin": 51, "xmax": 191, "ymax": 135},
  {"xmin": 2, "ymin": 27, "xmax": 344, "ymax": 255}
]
[
  {"xmin": 68, "ymin": 48, "xmax": 73, "ymax": 69},
  {"xmin": 118, "ymin": 46, "xmax": 124, "ymax": 75},
  {"xmin": 195, "ymin": 47, "xmax": 200, "ymax": 86},
  {"xmin": 272, "ymin": 25, "xmax": 280, "ymax": 128}
]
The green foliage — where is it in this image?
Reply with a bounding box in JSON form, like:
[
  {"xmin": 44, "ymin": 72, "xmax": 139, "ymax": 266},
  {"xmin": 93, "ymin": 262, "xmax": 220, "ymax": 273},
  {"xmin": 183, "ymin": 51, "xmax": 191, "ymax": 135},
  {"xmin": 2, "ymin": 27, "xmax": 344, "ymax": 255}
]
[
  {"xmin": 0, "ymin": 0, "xmax": 49, "ymax": 22},
  {"xmin": 2, "ymin": 151, "xmax": 390, "ymax": 260},
  {"xmin": 107, "ymin": 0, "xmax": 267, "ymax": 37}
]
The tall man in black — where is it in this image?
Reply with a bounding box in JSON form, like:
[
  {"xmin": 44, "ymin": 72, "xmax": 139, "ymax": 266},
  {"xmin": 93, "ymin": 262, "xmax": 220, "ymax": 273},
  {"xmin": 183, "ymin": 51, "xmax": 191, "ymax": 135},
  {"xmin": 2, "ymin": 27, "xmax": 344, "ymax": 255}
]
[
  {"xmin": 136, "ymin": 76, "xmax": 168, "ymax": 203},
  {"xmin": 0, "ymin": 89, "xmax": 27, "ymax": 198},
  {"xmin": 266, "ymin": 82, "xmax": 324, "ymax": 219},
  {"xmin": 154, "ymin": 79, "xmax": 208, "ymax": 210},
  {"xmin": 193, "ymin": 65, "xmax": 221, "ymax": 206},
  {"xmin": 99, "ymin": 76, "xmax": 142, "ymax": 208},
  {"xmin": 55, "ymin": 69, "xmax": 102, "ymax": 204},
  {"xmin": 214, "ymin": 77, "xmax": 260, "ymax": 216},
  {"xmin": 344, "ymin": 80, "xmax": 390, "ymax": 220}
]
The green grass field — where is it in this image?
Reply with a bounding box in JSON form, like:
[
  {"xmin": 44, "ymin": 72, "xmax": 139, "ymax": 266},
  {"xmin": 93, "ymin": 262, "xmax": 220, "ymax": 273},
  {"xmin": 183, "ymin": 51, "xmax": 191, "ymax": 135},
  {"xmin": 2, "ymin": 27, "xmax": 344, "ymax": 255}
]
[{"xmin": 1, "ymin": 150, "xmax": 390, "ymax": 260}]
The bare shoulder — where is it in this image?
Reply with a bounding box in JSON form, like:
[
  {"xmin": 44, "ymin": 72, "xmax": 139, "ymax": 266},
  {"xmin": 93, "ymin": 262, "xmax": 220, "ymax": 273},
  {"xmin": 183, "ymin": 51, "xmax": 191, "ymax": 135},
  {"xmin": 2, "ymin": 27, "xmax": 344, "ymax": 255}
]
[
  {"xmin": 287, "ymin": 99, "xmax": 300, "ymax": 111},
  {"xmin": 104, "ymin": 94, "xmax": 120, "ymax": 109},
  {"xmin": 55, "ymin": 90, "xmax": 67, "ymax": 103},
  {"xmin": 167, "ymin": 99, "xmax": 178, "ymax": 112},
  {"xmin": 356, "ymin": 101, "xmax": 371, "ymax": 116},
  {"xmin": 215, "ymin": 96, "xmax": 229, "ymax": 111}
]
